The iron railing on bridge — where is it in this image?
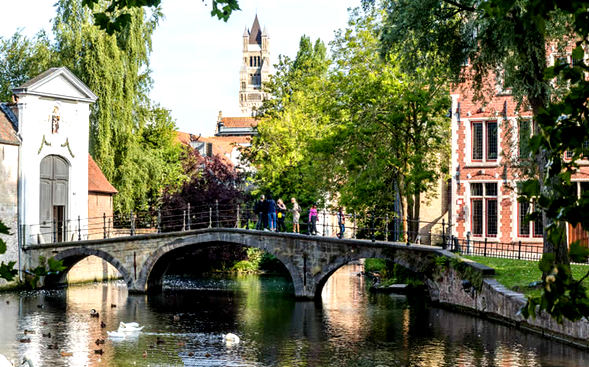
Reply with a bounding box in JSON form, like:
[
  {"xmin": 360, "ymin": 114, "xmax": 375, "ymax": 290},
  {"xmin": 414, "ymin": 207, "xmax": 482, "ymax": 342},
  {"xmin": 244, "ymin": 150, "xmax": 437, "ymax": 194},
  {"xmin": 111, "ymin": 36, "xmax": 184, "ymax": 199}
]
[{"xmin": 22, "ymin": 201, "xmax": 557, "ymax": 264}]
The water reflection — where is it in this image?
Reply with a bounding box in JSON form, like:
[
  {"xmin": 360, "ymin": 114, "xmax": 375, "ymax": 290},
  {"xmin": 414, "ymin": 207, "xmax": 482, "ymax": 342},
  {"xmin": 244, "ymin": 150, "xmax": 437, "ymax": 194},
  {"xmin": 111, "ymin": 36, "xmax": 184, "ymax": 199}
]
[{"xmin": 0, "ymin": 264, "xmax": 588, "ymax": 366}]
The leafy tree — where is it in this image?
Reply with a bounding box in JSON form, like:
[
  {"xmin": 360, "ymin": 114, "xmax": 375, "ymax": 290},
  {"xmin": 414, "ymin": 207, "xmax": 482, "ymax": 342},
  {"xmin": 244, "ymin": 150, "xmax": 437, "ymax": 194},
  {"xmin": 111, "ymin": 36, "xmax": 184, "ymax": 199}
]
[
  {"xmin": 160, "ymin": 147, "xmax": 246, "ymax": 232},
  {"xmin": 245, "ymin": 35, "xmax": 333, "ymax": 209},
  {"xmin": 82, "ymin": 0, "xmax": 241, "ymax": 35},
  {"xmin": 320, "ymin": 7, "xmax": 450, "ymax": 238},
  {"xmin": 0, "ymin": 30, "xmax": 55, "ymax": 102},
  {"xmin": 374, "ymin": 0, "xmax": 574, "ymax": 263},
  {"xmin": 51, "ymin": 0, "xmax": 184, "ymax": 212}
]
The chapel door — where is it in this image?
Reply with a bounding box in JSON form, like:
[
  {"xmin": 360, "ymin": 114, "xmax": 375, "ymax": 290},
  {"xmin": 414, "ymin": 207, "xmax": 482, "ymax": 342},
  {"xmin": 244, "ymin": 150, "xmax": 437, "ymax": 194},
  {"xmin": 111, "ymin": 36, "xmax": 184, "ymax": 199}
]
[{"xmin": 39, "ymin": 155, "xmax": 68, "ymax": 243}]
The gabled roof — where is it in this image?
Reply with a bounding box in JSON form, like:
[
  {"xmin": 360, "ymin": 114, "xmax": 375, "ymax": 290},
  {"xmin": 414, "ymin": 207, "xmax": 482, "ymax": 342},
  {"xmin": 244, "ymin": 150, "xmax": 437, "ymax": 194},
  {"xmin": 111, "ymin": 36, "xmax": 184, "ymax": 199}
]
[
  {"xmin": 88, "ymin": 155, "xmax": 118, "ymax": 194},
  {"xmin": 249, "ymin": 15, "xmax": 262, "ymax": 45},
  {"xmin": 13, "ymin": 67, "xmax": 98, "ymax": 103},
  {"xmin": 219, "ymin": 117, "xmax": 258, "ymax": 128},
  {"xmin": 0, "ymin": 103, "xmax": 19, "ymax": 146}
]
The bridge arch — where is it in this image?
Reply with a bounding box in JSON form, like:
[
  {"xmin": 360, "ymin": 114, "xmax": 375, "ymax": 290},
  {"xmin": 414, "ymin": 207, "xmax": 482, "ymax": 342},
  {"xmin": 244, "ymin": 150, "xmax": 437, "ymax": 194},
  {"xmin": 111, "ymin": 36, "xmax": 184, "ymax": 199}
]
[
  {"xmin": 312, "ymin": 246, "xmax": 436, "ymax": 299},
  {"xmin": 45, "ymin": 247, "xmax": 134, "ymax": 288},
  {"xmin": 135, "ymin": 232, "xmax": 303, "ymax": 294}
]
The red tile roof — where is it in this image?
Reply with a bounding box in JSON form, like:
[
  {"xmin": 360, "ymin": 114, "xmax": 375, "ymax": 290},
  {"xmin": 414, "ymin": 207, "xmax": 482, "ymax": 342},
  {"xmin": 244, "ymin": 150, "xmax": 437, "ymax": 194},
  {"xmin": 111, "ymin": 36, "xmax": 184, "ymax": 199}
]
[
  {"xmin": 88, "ymin": 154, "xmax": 118, "ymax": 194},
  {"xmin": 220, "ymin": 117, "xmax": 258, "ymax": 128},
  {"xmin": 0, "ymin": 104, "xmax": 19, "ymax": 146},
  {"xmin": 175, "ymin": 131, "xmax": 234, "ymax": 166}
]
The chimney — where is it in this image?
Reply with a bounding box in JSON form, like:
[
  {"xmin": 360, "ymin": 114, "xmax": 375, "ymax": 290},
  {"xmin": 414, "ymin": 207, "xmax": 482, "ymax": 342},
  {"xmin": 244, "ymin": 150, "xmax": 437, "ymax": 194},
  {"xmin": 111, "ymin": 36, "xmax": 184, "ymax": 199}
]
[{"xmin": 218, "ymin": 111, "xmax": 223, "ymax": 122}]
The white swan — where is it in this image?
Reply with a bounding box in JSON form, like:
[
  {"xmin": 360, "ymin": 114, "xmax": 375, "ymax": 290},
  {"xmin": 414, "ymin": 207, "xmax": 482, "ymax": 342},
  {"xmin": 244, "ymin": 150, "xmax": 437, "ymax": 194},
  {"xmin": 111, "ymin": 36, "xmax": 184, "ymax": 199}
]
[
  {"xmin": 21, "ymin": 356, "xmax": 34, "ymax": 367},
  {"xmin": 119, "ymin": 322, "xmax": 139, "ymax": 329},
  {"xmin": 107, "ymin": 330, "xmax": 127, "ymax": 338},
  {"xmin": 223, "ymin": 333, "xmax": 240, "ymax": 344},
  {"xmin": 0, "ymin": 354, "xmax": 13, "ymax": 367},
  {"xmin": 117, "ymin": 322, "xmax": 144, "ymax": 332}
]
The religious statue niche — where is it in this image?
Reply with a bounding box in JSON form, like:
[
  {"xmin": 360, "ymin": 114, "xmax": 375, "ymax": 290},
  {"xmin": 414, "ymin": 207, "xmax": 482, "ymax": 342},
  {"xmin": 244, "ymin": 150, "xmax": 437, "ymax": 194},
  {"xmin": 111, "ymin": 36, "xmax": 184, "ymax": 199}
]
[{"xmin": 50, "ymin": 106, "xmax": 60, "ymax": 134}]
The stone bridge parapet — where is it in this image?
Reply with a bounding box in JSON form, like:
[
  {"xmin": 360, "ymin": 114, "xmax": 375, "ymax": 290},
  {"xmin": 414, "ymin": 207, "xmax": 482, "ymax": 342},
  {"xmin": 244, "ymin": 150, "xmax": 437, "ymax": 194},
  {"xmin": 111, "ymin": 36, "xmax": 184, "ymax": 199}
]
[{"xmin": 23, "ymin": 228, "xmax": 494, "ymax": 300}]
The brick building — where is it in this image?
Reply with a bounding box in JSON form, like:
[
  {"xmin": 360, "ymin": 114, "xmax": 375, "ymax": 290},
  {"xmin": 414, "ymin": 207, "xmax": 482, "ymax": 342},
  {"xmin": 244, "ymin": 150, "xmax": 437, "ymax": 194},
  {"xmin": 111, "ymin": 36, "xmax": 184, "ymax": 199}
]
[{"xmin": 450, "ymin": 53, "xmax": 589, "ymax": 248}]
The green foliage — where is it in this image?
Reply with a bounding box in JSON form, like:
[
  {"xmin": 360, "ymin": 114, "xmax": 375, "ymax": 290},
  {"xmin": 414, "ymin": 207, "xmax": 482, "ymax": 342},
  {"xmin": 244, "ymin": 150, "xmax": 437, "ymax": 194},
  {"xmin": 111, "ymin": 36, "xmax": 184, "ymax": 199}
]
[
  {"xmin": 82, "ymin": 0, "xmax": 240, "ymax": 35},
  {"xmin": 0, "ymin": 30, "xmax": 55, "ymax": 102},
  {"xmin": 323, "ymin": 8, "xmax": 450, "ymax": 235},
  {"xmin": 364, "ymin": 258, "xmax": 387, "ymax": 273},
  {"xmin": 30, "ymin": 0, "xmax": 184, "ymax": 213},
  {"xmin": 25, "ymin": 256, "xmax": 68, "ymax": 289},
  {"xmin": 0, "ymin": 220, "xmax": 17, "ymax": 282},
  {"xmin": 232, "ymin": 248, "xmax": 264, "ymax": 273},
  {"xmin": 246, "ymin": 35, "xmax": 332, "ymax": 208}
]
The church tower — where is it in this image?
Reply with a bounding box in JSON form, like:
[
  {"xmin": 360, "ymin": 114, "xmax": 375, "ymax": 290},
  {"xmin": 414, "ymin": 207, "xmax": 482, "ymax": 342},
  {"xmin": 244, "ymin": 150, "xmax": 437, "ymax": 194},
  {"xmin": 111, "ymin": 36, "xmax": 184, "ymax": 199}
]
[{"xmin": 239, "ymin": 15, "xmax": 270, "ymax": 116}]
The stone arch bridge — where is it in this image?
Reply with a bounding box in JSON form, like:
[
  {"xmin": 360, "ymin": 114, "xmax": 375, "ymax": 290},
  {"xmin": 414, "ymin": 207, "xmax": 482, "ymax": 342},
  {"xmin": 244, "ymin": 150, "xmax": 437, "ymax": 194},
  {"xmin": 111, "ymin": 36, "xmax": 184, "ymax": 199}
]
[{"xmin": 23, "ymin": 228, "xmax": 493, "ymax": 300}]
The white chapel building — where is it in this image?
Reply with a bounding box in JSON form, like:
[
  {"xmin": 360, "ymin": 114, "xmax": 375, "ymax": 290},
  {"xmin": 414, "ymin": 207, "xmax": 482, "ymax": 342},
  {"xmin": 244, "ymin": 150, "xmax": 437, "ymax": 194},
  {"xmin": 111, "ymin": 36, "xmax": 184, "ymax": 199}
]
[{"xmin": 0, "ymin": 67, "xmax": 117, "ymax": 284}]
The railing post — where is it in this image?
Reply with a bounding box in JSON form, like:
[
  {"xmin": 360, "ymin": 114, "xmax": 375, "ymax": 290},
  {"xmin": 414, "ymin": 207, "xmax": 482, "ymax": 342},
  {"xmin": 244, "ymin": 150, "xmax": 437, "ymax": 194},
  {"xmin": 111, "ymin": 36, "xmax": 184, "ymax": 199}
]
[
  {"xmin": 353, "ymin": 211, "xmax": 357, "ymax": 239},
  {"xmin": 484, "ymin": 237, "xmax": 488, "ymax": 257},
  {"xmin": 442, "ymin": 218, "xmax": 446, "ymax": 248},
  {"xmin": 371, "ymin": 212, "xmax": 375, "ymax": 242},
  {"xmin": 108, "ymin": 218, "xmax": 111, "ymax": 238},
  {"xmin": 130, "ymin": 210, "xmax": 135, "ymax": 236},
  {"xmin": 65, "ymin": 219, "xmax": 69, "ymax": 242},
  {"xmin": 157, "ymin": 209, "xmax": 161, "ymax": 233},
  {"xmin": 216, "ymin": 200, "xmax": 220, "ymax": 228},
  {"xmin": 78, "ymin": 215, "xmax": 81, "ymax": 241},
  {"xmin": 182, "ymin": 210, "xmax": 186, "ymax": 231},
  {"xmin": 518, "ymin": 240, "xmax": 522, "ymax": 260},
  {"xmin": 187, "ymin": 203, "xmax": 191, "ymax": 230},
  {"xmin": 52, "ymin": 219, "xmax": 57, "ymax": 243},
  {"xmin": 236, "ymin": 204, "xmax": 241, "ymax": 228},
  {"xmin": 385, "ymin": 214, "xmax": 389, "ymax": 242},
  {"xmin": 466, "ymin": 231, "xmax": 471, "ymax": 255},
  {"xmin": 103, "ymin": 213, "xmax": 107, "ymax": 239},
  {"xmin": 245, "ymin": 204, "xmax": 249, "ymax": 230},
  {"xmin": 209, "ymin": 207, "xmax": 212, "ymax": 228},
  {"xmin": 322, "ymin": 210, "xmax": 327, "ymax": 237}
]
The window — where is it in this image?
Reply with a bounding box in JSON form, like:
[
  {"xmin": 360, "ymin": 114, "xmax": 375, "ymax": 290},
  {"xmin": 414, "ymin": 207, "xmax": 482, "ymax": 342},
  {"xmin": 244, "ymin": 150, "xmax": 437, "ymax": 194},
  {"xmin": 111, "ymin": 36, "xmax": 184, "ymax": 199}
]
[
  {"xmin": 519, "ymin": 119, "xmax": 532, "ymax": 158},
  {"xmin": 241, "ymin": 82, "xmax": 246, "ymax": 90},
  {"xmin": 519, "ymin": 201, "xmax": 543, "ymax": 238},
  {"xmin": 472, "ymin": 121, "xmax": 498, "ymax": 162},
  {"xmin": 471, "ymin": 183, "xmax": 498, "ymax": 237}
]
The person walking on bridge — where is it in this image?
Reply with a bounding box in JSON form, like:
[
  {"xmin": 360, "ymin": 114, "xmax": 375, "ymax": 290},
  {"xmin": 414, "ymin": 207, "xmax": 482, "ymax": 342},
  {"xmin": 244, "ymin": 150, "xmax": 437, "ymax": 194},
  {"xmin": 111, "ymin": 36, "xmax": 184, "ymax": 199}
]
[
  {"xmin": 290, "ymin": 198, "xmax": 301, "ymax": 233},
  {"xmin": 337, "ymin": 207, "xmax": 345, "ymax": 239},
  {"xmin": 254, "ymin": 195, "xmax": 266, "ymax": 230},
  {"xmin": 308, "ymin": 203, "xmax": 318, "ymax": 235},
  {"xmin": 277, "ymin": 198, "xmax": 287, "ymax": 232},
  {"xmin": 267, "ymin": 195, "xmax": 277, "ymax": 232}
]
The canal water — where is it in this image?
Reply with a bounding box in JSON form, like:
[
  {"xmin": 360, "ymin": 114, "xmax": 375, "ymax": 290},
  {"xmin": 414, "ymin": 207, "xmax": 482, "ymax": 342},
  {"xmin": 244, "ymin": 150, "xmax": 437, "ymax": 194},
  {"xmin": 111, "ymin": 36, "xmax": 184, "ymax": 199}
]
[{"xmin": 1, "ymin": 263, "xmax": 589, "ymax": 366}]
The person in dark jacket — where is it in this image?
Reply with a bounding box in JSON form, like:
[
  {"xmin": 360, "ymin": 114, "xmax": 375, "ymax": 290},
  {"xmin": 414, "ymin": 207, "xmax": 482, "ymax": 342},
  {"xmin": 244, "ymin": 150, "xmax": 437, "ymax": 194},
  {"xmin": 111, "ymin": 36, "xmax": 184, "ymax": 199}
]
[
  {"xmin": 253, "ymin": 195, "xmax": 266, "ymax": 230},
  {"xmin": 267, "ymin": 195, "xmax": 277, "ymax": 231},
  {"xmin": 276, "ymin": 198, "xmax": 287, "ymax": 232}
]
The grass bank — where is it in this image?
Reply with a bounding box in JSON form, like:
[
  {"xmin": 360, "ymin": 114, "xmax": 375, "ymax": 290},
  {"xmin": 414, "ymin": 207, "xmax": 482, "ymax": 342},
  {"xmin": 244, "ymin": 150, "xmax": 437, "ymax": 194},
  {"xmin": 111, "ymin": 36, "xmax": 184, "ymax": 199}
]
[{"xmin": 463, "ymin": 256, "xmax": 589, "ymax": 297}]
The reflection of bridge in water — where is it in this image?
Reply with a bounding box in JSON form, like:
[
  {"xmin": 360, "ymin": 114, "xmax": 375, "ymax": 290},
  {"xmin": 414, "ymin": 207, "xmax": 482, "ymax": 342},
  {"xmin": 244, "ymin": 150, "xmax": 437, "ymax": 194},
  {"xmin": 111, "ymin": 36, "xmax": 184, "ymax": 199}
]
[{"xmin": 24, "ymin": 228, "xmax": 488, "ymax": 300}]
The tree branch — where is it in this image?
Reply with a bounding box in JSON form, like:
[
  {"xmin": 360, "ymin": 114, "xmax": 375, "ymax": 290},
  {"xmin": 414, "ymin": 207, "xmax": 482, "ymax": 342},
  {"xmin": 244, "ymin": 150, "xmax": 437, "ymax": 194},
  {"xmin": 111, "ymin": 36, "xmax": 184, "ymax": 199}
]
[{"xmin": 442, "ymin": 0, "xmax": 476, "ymax": 12}]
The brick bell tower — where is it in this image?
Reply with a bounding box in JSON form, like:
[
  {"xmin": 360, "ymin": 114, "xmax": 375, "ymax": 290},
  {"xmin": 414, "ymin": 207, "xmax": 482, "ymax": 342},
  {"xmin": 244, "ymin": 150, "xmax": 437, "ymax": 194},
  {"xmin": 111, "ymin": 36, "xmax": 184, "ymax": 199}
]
[{"xmin": 239, "ymin": 15, "xmax": 270, "ymax": 116}]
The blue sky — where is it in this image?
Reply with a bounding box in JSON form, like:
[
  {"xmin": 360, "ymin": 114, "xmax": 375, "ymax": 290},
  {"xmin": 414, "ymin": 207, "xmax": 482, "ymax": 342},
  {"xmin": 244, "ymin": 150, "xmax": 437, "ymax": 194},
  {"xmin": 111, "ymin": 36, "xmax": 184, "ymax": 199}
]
[{"xmin": 0, "ymin": 0, "xmax": 360, "ymax": 136}]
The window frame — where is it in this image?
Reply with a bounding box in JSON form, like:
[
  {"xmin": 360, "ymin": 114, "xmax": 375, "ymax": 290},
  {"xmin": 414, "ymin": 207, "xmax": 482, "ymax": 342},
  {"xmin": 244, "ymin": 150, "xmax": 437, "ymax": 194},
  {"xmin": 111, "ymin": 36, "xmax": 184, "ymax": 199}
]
[
  {"xmin": 471, "ymin": 120, "xmax": 498, "ymax": 163},
  {"xmin": 470, "ymin": 182, "xmax": 498, "ymax": 238},
  {"xmin": 518, "ymin": 201, "xmax": 543, "ymax": 238}
]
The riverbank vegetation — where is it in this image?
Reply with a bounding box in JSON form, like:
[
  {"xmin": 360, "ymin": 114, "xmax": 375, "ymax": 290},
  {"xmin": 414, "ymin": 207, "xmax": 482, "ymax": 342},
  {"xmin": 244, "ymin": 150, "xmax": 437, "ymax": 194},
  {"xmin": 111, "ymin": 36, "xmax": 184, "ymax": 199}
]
[
  {"xmin": 464, "ymin": 256, "xmax": 589, "ymax": 297},
  {"xmin": 363, "ymin": 258, "xmax": 424, "ymax": 289}
]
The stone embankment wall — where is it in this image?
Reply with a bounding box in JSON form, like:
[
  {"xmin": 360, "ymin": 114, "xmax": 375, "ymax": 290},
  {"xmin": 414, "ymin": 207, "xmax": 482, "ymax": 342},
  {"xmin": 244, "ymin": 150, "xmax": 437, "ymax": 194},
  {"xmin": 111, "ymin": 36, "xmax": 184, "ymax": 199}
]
[
  {"xmin": 433, "ymin": 258, "xmax": 589, "ymax": 348},
  {"xmin": 0, "ymin": 144, "xmax": 19, "ymax": 289}
]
